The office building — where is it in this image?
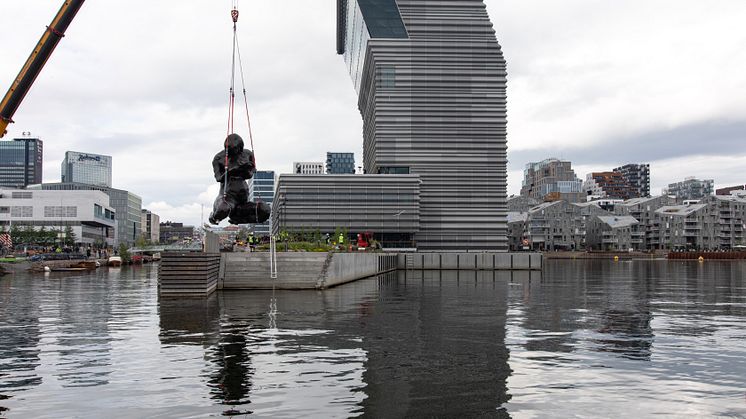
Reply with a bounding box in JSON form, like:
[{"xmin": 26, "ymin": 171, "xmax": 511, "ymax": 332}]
[
  {"xmin": 614, "ymin": 163, "xmax": 650, "ymax": 198},
  {"xmin": 293, "ymin": 162, "xmax": 324, "ymax": 175},
  {"xmin": 0, "ymin": 137, "xmax": 43, "ymax": 188},
  {"xmin": 521, "ymin": 158, "xmax": 584, "ymax": 203},
  {"xmin": 0, "ymin": 188, "xmax": 117, "ymax": 245},
  {"xmin": 583, "ymin": 172, "xmax": 635, "ymax": 200},
  {"xmin": 326, "ymin": 152, "xmax": 355, "ymax": 174},
  {"xmin": 30, "ymin": 182, "xmax": 142, "ymax": 245},
  {"xmin": 337, "ymin": 0, "xmax": 508, "ymax": 251},
  {"xmin": 160, "ymin": 222, "xmax": 195, "ymax": 244},
  {"xmin": 140, "ymin": 209, "xmax": 160, "ymax": 244},
  {"xmin": 248, "ymin": 170, "xmax": 275, "ymax": 237},
  {"xmin": 663, "ymin": 177, "xmax": 714, "ymax": 201},
  {"xmin": 272, "ymin": 174, "xmax": 420, "ymax": 249},
  {"xmin": 61, "ymin": 151, "xmax": 112, "ymax": 187}
]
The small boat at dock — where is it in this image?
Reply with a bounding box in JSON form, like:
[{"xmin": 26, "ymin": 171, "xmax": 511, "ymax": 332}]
[{"xmin": 108, "ymin": 256, "xmax": 122, "ymax": 267}]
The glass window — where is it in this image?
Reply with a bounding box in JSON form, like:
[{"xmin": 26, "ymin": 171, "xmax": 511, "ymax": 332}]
[{"xmin": 358, "ymin": 0, "xmax": 408, "ymax": 38}]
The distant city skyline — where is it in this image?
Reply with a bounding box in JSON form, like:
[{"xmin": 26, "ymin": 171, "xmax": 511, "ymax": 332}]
[{"xmin": 1, "ymin": 0, "xmax": 745, "ymax": 227}]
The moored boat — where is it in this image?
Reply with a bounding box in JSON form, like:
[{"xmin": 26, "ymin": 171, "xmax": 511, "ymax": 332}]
[{"xmin": 108, "ymin": 256, "xmax": 122, "ymax": 267}]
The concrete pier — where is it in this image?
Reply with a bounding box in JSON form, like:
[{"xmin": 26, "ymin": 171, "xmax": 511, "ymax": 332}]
[
  {"xmin": 158, "ymin": 252, "xmax": 221, "ymax": 297},
  {"xmin": 158, "ymin": 251, "xmax": 543, "ymax": 296},
  {"xmin": 398, "ymin": 252, "xmax": 542, "ymax": 271},
  {"xmin": 220, "ymin": 252, "xmax": 397, "ymax": 290}
]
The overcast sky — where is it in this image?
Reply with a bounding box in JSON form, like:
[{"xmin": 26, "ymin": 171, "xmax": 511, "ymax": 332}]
[{"xmin": 2, "ymin": 1, "xmax": 745, "ymax": 227}]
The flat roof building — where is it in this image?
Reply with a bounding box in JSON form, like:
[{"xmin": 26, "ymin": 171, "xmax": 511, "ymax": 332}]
[
  {"xmin": 293, "ymin": 162, "xmax": 324, "ymax": 175},
  {"xmin": 0, "ymin": 137, "xmax": 43, "ymax": 188},
  {"xmin": 61, "ymin": 151, "xmax": 113, "ymax": 187},
  {"xmin": 337, "ymin": 0, "xmax": 508, "ymax": 251},
  {"xmin": 141, "ymin": 209, "xmax": 160, "ymax": 244},
  {"xmin": 326, "ymin": 152, "xmax": 355, "ymax": 174},
  {"xmin": 663, "ymin": 177, "xmax": 714, "ymax": 201},
  {"xmin": 29, "ymin": 182, "xmax": 142, "ymax": 245},
  {"xmin": 272, "ymin": 174, "xmax": 420, "ymax": 249},
  {"xmin": 248, "ymin": 170, "xmax": 275, "ymax": 237},
  {"xmin": 0, "ymin": 188, "xmax": 117, "ymax": 246},
  {"xmin": 614, "ymin": 163, "xmax": 650, "ymax": 198}
]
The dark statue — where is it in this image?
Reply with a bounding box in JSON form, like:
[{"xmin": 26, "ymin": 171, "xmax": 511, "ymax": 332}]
[{"xmin": 208, "ymin": 133, "xmax": 271, "ymax": 225}]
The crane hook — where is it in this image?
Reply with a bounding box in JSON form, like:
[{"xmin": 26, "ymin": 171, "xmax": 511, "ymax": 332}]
[{"xmin": 231, "ymin": 9, "xmax": 239, "ymax": 23}]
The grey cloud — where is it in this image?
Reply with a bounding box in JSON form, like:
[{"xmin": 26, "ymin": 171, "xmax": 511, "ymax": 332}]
[{"xmin": 507, "ymin": 119, "xmax": 746, "ymax": 172}]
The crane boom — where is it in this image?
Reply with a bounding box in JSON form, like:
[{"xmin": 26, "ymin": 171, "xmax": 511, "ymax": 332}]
[{"xmin": 0, "ymin": 0, "xmax": 86, "ymax": 138}]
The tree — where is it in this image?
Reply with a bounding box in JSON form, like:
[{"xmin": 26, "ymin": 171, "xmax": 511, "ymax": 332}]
[
  {"xmin": 135, "ymin": 234, "xmax": 149, "ymax": 248},
  {"xmin": 64, "ymin": 226, "xmax": 76, "ymax": 247},
  {"xmin": 118, "ymin": 243, "xmax": 131, "ymax": 264}
]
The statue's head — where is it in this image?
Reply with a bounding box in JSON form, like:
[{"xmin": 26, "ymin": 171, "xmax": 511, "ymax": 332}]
[{"xmin": 224, "ymin": 133, "xmax": 244, "ymax": 157}]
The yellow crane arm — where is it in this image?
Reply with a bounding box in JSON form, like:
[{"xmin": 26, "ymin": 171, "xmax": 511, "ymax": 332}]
[{"xmin": 0, "ymin": 0, "xmax": 85, "ymax": 138}]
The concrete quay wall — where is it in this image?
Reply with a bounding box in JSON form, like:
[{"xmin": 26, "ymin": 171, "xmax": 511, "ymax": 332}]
[
  {"xmin": 397, "ymin": 252, "xmax": 542, "ymax": 271},
  {"xmin": 220, "ymin": 252, "xmax": 397, "ymax": 290}
]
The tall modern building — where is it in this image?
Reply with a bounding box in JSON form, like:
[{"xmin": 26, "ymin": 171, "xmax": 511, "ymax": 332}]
[
  {"xmin": 521, "ymin": 158, "xmax": 584, "ymax": 203},
  {"xmin": 663, "ymin": 177, "xmax": 714, "ymax": 201},
  {"xmin": 248, "ymin": 170, "xmax": 275, "ymax": 236},
  {"xmin": 326, "ymin": 152, "xmax": 355, "ymax": 174},
  {"xmin": 29, "ymin": 182, "xmax": 142, "ymax": 245},
  {"xmin": 0, "ymin": 137, "xmax": 43, "ymax": 188},
  {"xmin": 337, "ymin": 0, "xmax": 508, "ymax": 251},
  {"xmin": 61, "ymin": 151, "xmax": 112, "ymax": 187},
  {"xmin": 583, "ymin": 172, "xmax": 634, "ymax": 200},
  {"xmin": 614, "ymin": 163, "xmax": 650, "ymax": 198}
]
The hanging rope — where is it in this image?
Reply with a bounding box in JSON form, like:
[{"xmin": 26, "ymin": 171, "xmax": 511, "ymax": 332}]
[{"xmin": 224, "ymin": 1, "xmax": 258, "ymax": 200}]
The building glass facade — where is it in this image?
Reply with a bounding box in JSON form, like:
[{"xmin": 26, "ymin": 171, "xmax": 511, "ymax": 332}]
[
  {"xmin": 326, "ymin": 152, "xmax": 355, "ymax": 174},
  {"xmin": 338, "ymin": 0, "xmax": 508, "ymax": 251},
  {"xmin": 61, "ymin": 151, "xmax": 113, "ymax": 187},
  {"xmin": 0, "ymin": 137, "xmax": 43, "ymax": 188},
  {"xmin": 248, "ymin": 171, "xmax": 275, "ymax": 236}
]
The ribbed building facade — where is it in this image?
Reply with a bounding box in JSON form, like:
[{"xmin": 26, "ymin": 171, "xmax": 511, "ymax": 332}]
[
  {"xmin": 337, "ymin": 0, "xmax": 508, "ymax": 251},
  {"xmin": 272, "ymin": 174, "xmax": 421, "ymax": 249}
]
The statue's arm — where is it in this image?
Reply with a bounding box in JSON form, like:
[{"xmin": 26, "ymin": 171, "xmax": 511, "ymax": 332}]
[{"xmin": 212, "ymin": 152, "xmax": 225, "ymax": 182}]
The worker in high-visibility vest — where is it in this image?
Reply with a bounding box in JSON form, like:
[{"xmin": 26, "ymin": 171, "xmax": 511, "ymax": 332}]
[{"xmin": 338, "ymin": 233, "xmax": 345, "ymax": 247}]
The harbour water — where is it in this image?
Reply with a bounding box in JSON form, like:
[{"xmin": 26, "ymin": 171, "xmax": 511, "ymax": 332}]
[{"xmin": 1, "ymin": 260, "xmax": 745, "ymax": 418}]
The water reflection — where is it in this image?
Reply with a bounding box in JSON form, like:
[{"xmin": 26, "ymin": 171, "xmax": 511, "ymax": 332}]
[
  {"xmin": 505, "ymin": 260, "xmax": 746, "ymax": 417},
  {"xmin": 2, "ymin": 261, "xmax": 746, "ymax": 417}
]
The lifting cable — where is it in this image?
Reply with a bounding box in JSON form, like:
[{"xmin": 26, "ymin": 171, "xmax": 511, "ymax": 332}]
[{"xmin": 224, "ymin": 0, "xmax": 257, "ymax": 197}]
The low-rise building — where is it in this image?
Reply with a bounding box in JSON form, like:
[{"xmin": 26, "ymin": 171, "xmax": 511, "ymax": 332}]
[
  {"xmin": 655, "ymin": 204, "xmax": 711, "ymax": 250},
  {"xmin": 292, "ymin": 162, "xmax": 324, "ymax": 175},
  {"xmin": 506, "ymin": 212, "xmax": 528, "ymax": 251},
  {"xmin": 30, "ymin": 182, "xmax": 142, "ymax": 245},
  {"xmin": 160, "ymin": 222, "xmax": 194, "ymax": 244},
  {"xmin": 703, "ymin": 195, "xmax": 746, "ymax": 250},
  {"xmin": 272, "ymin": 174, "xmax": 420, "ymax": 249},
  {"xmin": 0, "ymin": 188, "xmax": 117, "ymax": 246},
  {"xmin": 615, "ymin": 196, "xmax": 675, "ymax": 250},
  {"xmin": 526, "ymin": 201, "xmax": 578, "ymax": 251},
  {"xmin": 586, "ymin": 215, "xmax": 642, "ymax": 251}
]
